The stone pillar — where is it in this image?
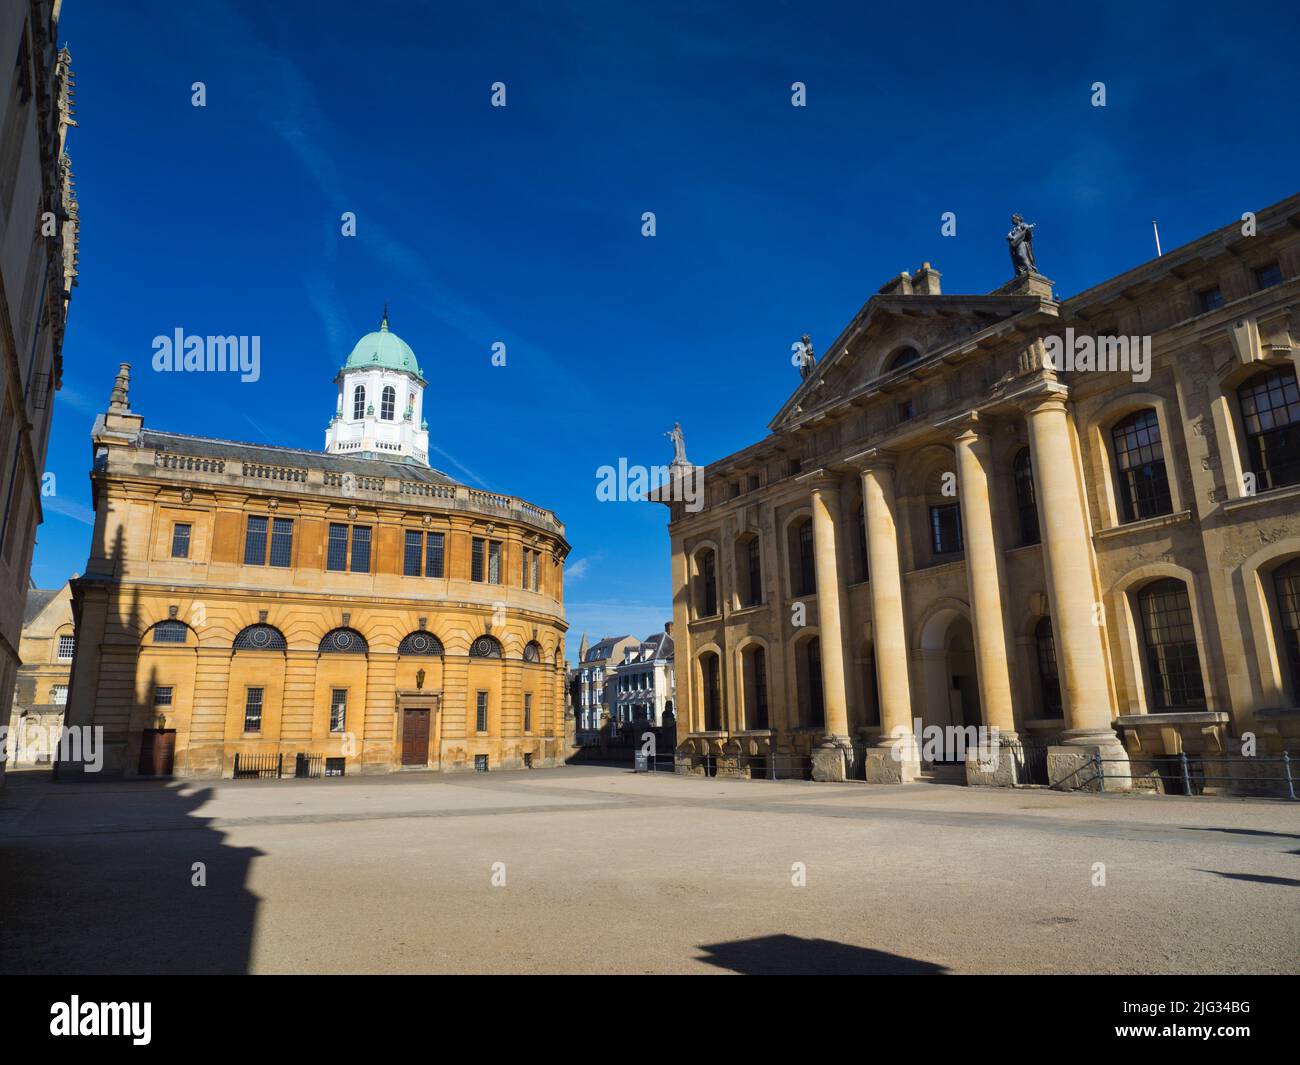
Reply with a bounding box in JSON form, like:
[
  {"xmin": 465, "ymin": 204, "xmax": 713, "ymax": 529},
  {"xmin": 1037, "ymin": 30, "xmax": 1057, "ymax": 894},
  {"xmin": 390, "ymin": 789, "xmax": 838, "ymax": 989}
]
[
  {"xmin": 808, "ymin": 474, "xmax": 853, "ymax": 781},
  {"xmin": 951, "ymin": 419, "xmax": 1018, "ymax": 733},
  {"xmin": 858, "ymin": 456, "xmax": 919, "ymax": 783},
  {"xmin": 1022, "ymin": 393, "xmax": 1128, "ymax": 789}
]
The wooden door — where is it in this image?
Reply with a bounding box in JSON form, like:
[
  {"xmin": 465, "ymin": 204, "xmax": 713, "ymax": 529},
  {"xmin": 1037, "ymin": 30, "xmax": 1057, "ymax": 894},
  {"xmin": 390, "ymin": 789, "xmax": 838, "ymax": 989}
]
[
  {"xmin": 137, "ymin": 729, "xmax": 176, "ymax": 776},
  {"xmin": 401, "ymin": 709, "xmax": 430, "ymax": 766}
]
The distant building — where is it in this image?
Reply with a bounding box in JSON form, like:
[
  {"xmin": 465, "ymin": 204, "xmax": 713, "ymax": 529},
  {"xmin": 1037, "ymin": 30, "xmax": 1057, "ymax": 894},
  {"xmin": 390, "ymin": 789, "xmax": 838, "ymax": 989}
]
[
  {"xmin": 574, "ymin": 633, "xmax": 638, "ymax": 734},
  {"xmin": 0, "ymin": 2, "xmax": 79, "ymax": 783},
  {"xmin": 612, "ymin": 624, "xmax": 675, "ymax": 728},
  {"xmin": 5, "ymin": 579, "xmax": 73, "ymax": 764}
]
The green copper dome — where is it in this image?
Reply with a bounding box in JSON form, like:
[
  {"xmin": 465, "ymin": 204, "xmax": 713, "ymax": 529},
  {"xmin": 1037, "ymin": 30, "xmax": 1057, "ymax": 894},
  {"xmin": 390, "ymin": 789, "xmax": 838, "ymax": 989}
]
[{"xmin": 344, "ymin": 311, "xmax": 422, "ymax": 376}]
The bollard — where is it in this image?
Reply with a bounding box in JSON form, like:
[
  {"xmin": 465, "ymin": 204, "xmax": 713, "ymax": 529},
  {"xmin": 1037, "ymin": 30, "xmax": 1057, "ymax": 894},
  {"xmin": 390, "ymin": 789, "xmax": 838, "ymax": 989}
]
[
  {"xmin": 1179, "ymin": 751, "xmax": 1192, "ymax": 796},
  {"xmin": 1285, "ymin": 750, "xmax": 1296, "ymax": 802}
]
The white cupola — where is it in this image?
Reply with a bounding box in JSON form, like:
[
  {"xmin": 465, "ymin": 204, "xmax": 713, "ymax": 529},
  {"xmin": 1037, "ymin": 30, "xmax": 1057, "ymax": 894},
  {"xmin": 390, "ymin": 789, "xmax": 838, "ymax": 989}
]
[{"xmin": 324, "ymin": 309, "xmax": 430, "ymax": 466}]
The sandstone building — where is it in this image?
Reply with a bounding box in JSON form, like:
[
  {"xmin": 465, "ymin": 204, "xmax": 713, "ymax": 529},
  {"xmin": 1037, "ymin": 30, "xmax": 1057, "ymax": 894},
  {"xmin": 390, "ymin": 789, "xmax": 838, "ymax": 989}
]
[
  {"xmin": 59, "ymin": 317, "xmax": 569, "ymax": 777},
  {"xmin": 0, "ymin": 1, "xmax": 78, "ymax": 783},
  {"xmin": 663, "ymin": 195, "xmax": 1300, "ymax": 788},
  {"xmin": 4, "ymin": 578, "xmax": 73, "ymax": 764}
]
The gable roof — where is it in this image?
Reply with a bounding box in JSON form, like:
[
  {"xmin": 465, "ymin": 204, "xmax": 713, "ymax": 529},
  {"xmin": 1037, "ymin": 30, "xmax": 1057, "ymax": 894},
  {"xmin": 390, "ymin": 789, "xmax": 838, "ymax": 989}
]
[
  {"xmin": 23, "ymin": 587, "xmax": 60, "ymax": 626},
  {"xmin": 769, "ymin": 292, "xmax": 1054, "ymax": 433}
]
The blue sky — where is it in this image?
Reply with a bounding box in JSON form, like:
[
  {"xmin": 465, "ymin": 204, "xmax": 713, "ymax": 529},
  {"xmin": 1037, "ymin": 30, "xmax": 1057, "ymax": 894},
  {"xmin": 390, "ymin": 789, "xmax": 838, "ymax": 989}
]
[{"xmin": 35, "ymin": 0, "xmax": 1300, "ymax": 660}]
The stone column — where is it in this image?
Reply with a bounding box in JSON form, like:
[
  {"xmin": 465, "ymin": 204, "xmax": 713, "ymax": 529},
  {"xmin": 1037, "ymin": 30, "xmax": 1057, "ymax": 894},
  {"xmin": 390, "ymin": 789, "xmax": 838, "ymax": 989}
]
[
  {"xmin": 951, "ymin": 419, "xmax": 1018, "ymax": 726},
  {"xmin": 808, "ymin": 473, "xmax": 853, "ymax": 781},
  {"xmin": 858, "ymin": 455, "xmax": 919, "ymax": 783},
  {"xmin": 1022, "ymin": 393, "xmax": 1128, "ymax": 788}
]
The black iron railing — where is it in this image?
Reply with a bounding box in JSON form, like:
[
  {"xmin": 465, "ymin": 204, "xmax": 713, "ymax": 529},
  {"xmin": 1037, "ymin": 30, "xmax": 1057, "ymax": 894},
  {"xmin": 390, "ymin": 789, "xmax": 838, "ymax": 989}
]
[
  {"xmin": 232, "ymin": 752, "xmax": 282, "ymax": 779},
  {"xmin": 1089, "ymin": 751, "xmax": 1297, "ymax": 799}
]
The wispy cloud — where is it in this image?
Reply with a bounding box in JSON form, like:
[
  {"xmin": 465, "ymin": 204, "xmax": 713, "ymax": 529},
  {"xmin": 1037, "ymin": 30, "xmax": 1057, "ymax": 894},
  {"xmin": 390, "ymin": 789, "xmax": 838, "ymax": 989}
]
[
  {"xmin": 44, "ymin": 496, "xmax": 95, "ymax": 526},
  {"xmin": 566, "ymin": 557, "xmax": 592, "ymax": 580}
]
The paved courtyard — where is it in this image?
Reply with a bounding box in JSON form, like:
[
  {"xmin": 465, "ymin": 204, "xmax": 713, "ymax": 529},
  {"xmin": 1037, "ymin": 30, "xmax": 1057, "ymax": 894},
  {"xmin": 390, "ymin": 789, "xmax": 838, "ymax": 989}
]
[{"xmin": 1, "ymin": 764, "xmax": 1297, "ymax": 974}]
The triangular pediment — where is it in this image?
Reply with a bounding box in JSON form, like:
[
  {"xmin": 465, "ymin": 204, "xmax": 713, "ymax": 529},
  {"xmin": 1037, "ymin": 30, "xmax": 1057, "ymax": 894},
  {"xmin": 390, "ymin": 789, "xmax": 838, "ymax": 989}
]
[{"xmin": 769, "ymin": 293, "xmax": 1052, "ymax": 432}]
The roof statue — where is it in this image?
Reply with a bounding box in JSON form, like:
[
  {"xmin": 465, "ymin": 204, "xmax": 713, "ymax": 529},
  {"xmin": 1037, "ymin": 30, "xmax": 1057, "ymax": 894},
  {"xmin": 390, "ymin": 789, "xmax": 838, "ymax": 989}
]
[{"xmin": 1007, "ymin": 214, "xmax": 1038, "ymax": 276}]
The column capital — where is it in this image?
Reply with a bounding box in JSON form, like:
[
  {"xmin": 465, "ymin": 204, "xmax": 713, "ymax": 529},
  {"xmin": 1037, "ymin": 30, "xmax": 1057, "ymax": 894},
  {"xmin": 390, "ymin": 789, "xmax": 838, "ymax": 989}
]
[
  {"xmin": 1017, "ymin": 386, "xmax": 1071, "ymax": 418},
  {"xmin": 938, "ymin": 410, "xmax": 995, "ymax": 446},
  {"xmin": 844, "ymin": 447, "xmax": 898, "ymax": 474},
  {"xmin": 797, "ymin": 468, "xmax": 845, "ymax": 494}
]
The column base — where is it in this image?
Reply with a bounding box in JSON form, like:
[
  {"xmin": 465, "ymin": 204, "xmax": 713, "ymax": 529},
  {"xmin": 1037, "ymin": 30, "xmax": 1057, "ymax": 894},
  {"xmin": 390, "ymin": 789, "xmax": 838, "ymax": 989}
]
[
  {"xmin": 810, "ymin": 737, "xmax": 855, "ymax": 782},
  {"xmin": 864, "ymin": 741, "xmax": 920, "ymax": 784},
  {"xmin": 965, "ymin": 733, "xmax": 1021, "ymax": 787},
  {"xmin": 1048, "ymin": 728, "xmax": 1129, "ymax": 792}
]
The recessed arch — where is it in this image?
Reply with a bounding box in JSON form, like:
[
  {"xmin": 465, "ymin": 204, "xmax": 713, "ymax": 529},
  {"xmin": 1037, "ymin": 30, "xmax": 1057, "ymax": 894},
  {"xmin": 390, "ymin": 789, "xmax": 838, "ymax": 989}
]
[
  {"xmin": 233, "ymin": 623, "xmax": 287, "ymax": 651},
  {"xmin": 469, "ymin": 633, "xmax": 503, "ymax": 658},
  {"xmin": 318, "ymin": 627, "xmax": 369, "ymax": 654},
  {"xmin": 398, "ymin": 631, "xmax": 444, "ymax": 656}
]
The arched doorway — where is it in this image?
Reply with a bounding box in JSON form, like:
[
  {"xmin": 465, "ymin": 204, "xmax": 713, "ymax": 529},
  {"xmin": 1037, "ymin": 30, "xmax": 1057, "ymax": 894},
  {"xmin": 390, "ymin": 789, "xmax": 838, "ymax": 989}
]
[{"xmin": 917, "ymin": 607, "xmax": 981, "ymax": 765}]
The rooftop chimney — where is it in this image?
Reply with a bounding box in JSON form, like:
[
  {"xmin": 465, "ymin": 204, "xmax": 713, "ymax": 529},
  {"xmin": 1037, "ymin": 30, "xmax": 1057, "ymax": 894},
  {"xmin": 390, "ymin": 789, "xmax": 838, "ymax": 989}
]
[
  {"xmin": 912, "ymin": 262, "xmax": 941, "ymax": 295},
  {"xmin": 878, "ymin": 271, "xmax": 913, "ymax": 297}
]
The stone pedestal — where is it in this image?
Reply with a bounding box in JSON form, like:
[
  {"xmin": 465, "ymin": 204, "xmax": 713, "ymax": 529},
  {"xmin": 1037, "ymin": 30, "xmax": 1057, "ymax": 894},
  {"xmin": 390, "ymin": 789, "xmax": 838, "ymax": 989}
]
[
  {"xmin": 965, "ymin": 737, "xmax": 1020, "ymax": 787},
  {"xmin": 811, "ymin": 739, "xmax": 854, "ymax": 782},
  {"xmin": 1048, "ymin": 729, "xmax": 1129, "ymax": 792},
  {"xmin": 864, "ymin": 741, "xmax": 919, "ymax": 784}
]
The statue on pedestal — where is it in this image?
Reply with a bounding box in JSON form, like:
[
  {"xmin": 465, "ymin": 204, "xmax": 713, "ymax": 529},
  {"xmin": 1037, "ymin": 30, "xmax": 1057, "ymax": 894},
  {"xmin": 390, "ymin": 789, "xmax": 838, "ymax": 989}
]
[
  {"xmin": 796, "ymin": 334, "xmax": 816, "ymax": 379},
  {"xmin": 1007, "ymin": 214, "xmax": 1038, "ymax": 276},
  {"xmin": 666, "ymin": 421, "xmax": 689, "ymax": 466}
]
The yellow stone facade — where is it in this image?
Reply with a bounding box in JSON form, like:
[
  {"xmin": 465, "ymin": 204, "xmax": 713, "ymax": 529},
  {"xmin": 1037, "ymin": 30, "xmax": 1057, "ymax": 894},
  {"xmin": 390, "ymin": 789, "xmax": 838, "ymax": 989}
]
[
  {"xmin": 60, "ymin": 362, "xmax": 569, "ymax": 779},
  {"xmin": 664, "ymin": 195, "xmax": 1300, "ymax": 788}
]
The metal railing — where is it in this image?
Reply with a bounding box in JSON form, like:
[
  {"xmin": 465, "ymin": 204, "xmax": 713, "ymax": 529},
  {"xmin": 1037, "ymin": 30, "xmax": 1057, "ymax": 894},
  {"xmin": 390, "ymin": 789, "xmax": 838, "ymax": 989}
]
[
  {"xmin": 229, "ymin": 752, "xmax": 345, "ymax": 780},
  {"xmin": 1088, "ymin": 751, "xmax": 1297, "ymax": 799},
  {"xmin": 232, "ymin": 752, "xmax": 283, "ymax": 779}
]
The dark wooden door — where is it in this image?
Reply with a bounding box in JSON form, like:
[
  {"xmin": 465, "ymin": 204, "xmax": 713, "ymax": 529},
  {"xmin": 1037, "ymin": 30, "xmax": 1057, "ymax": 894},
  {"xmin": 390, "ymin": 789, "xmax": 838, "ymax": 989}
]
[
  {"xmin": 402, "ymin": 709, "xmax": 430, "ymax": 766},
  {"xmin": 137, "ymin": 729, "xmax": 176, "ymax": 776}
]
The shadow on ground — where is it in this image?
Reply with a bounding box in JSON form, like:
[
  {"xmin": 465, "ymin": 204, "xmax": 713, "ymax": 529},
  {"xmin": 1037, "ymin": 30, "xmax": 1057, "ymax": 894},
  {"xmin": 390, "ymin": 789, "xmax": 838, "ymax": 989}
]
[
  {"xmin": 696, "ymin": 934, "xmax": 948, "ymax": 975},
  {"xmin": 0, "ymin": 771, "xmax": 261, "ymax": 974}
]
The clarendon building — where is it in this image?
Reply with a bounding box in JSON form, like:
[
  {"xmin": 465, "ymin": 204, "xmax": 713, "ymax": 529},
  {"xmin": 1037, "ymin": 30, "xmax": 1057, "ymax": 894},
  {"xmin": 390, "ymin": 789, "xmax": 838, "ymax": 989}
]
[
  {"xmin": 58, "ymin": 315, "xmax": 570, "ymax": 778},
  {"xmin": 662, "ymin": 194, "xmax": 1300, "ymax": 789}
]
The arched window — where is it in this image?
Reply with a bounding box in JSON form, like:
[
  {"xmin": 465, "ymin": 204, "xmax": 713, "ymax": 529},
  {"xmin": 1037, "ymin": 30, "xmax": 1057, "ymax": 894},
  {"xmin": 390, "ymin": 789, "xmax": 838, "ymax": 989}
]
[
  {"xmin": 318, "ymin": 627, "xmax": 369, "ymax": 654},
  {"xmin": 352, "ymin": 385, "xmax": 366, "ymax": 420},
  {"xmin": 1271, "ymin": 559, "xmax": 1300, "ymax": 696},
  {"xmin": 888, "ymin": 346, "xmax": 921, "ymax": 372},
  {"xmin": 788, "ymin": 517, "xmax": 816, "ymax": 597},
  {"xmin": 380, "ymin": 385, "xmax": 396, "ymax": 421},
  {"xmin": 741, "ymin": 644, "xmax": 768, "ymax": 730},
  {"xmin": 469, "ymin": 634, "xmax": 502, "ymax": 658},
  {"xmin": 1136, "ymin": 579, "xmax": 1205, "ymax": 711},
  {"xmin": 1014, "ymin": 448, "xmax": 1040, "ymax": 545},
  {"xmin": 398, "ymin": 631, "xmax": 444, "ymax": 656},
  {"xmin": 522, "ymin": 640, "xmax": 542, "ymax": 663},
  {"xmin": 700, "ymin": 652, "xmax": 722, "ymax": 731},
  {"xmin": 233, "ymin": 624, "xmax": 287, "ymax": 651},
  {"xmin": 1238, "ymin": 366, "xmax": 1300, "ymax": 492},
  {"xmin": 1034, "ymin": 617, "xmax": 1063, "ymax": 718},
  {"xmin": 151, "ymin": 621, "xmax": 189, "ymax": 644},
  {"xmin": 694, "ymin": 548, "xmax": 718, "ymax": 617},
  {"xmin": 1111, "ymin": 409, "xmax": 1172, "ymax": 522}
]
